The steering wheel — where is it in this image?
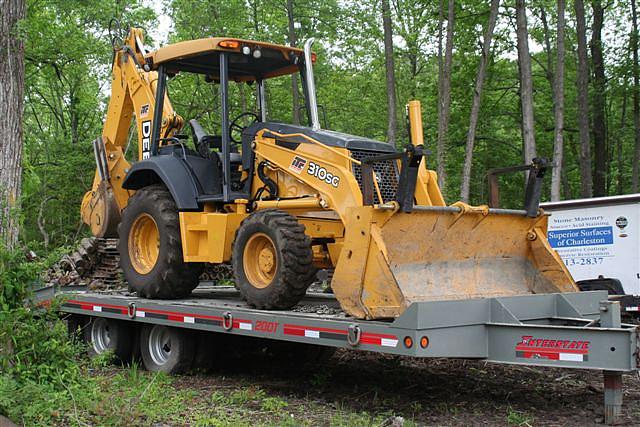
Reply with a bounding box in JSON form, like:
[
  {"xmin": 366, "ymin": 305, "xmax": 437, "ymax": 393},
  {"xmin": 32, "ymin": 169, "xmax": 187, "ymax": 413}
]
[{"xmin": 229, "ymin": 112, "xmax": 259, "ymax": 144}]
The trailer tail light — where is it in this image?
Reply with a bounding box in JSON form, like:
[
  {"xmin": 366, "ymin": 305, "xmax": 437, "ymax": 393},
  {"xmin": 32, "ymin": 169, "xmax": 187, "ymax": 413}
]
[
  {"xmin": 403, "ymin": 336, "xmax": 413, "ymax": 348},
  {"xmin": 420, "ymin": 336, "xmax": 429, "ymax": 349}
]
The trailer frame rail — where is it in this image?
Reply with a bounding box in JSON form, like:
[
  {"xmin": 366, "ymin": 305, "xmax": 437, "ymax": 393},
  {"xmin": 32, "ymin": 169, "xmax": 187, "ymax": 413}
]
[{"xmin": 45, "ymin": 286, "xmax": 639, "ymax": 424}]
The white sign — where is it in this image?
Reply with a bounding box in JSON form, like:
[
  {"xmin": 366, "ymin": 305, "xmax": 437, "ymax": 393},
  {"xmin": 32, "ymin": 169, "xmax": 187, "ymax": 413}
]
[{"xmin": 546, "ymin": 202, "xmax": 640, "ymax": 296}]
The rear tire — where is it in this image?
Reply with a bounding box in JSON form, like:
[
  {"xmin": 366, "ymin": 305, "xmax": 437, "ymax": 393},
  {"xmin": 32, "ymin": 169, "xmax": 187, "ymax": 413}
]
[
  {"xmin": 140, "ymin": 325, "xmax": 194, "ymax": 374},
  {"xmin": 118, "ymin": 184, "xmax": 203, "ymax": 299},
  {"xmin": 232, "ymin": 209, "xmax": 316, "ymax": 309}
]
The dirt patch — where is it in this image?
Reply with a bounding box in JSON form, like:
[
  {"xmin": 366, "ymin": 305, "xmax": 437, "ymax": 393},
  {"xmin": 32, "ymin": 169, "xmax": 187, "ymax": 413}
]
[{"xmin": 170, "ymin": 349, "xmax": 640, "ymax": 426}]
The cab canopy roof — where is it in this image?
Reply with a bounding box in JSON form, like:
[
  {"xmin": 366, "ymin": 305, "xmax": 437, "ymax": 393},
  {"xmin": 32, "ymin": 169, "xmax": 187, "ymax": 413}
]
[{"xmin": 146, "ymin": 37, "xmax": 311, "ymax": 82}]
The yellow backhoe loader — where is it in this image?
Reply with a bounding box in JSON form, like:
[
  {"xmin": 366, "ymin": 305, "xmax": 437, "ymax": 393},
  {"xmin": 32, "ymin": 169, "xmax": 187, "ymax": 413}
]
[{"xmin": 81, "ymin": 27, "xmax": 578, "ymax": 320}]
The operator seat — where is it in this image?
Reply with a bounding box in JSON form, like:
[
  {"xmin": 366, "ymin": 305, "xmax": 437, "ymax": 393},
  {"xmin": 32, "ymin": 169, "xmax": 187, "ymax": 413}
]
[{"xmin": 188, "ymin": 119, "xmax": 242, "ymax": 164}]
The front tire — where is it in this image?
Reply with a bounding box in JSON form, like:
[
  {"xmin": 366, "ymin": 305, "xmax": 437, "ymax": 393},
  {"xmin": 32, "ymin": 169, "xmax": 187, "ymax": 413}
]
[
  {"xmin": 118, "ymin": 184, "xmax": 203, "ymax": 299},
  {"xmin": 232, "ymin": 209, "xmax": 316, "ymax": 309}
]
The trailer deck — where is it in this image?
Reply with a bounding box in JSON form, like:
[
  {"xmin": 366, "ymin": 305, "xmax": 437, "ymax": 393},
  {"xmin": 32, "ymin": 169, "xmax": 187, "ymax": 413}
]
[{"xmin": 44, "ymin": 284, "xmax": 640, "ymax": 424}]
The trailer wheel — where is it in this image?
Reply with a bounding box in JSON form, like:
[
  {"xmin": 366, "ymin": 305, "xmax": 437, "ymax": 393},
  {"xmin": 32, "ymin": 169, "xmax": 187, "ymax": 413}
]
[
  {"xmin": 118, "ymin": 184, "xmax": 204, "ymax": 299},
  {"xmin": 232, "ymin": 209, "xmax": 316, "ymax": 309},
  {"xmin": 140, "ymin": 325, "xmax": 194, "ymax": 374},
  {"xmin": 85, "ymin": 317, "xmax": 135, "ymax": 362}
]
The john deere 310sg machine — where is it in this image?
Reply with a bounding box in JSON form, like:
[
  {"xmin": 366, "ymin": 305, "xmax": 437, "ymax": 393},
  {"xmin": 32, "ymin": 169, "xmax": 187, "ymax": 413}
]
[{"xmin": 81, "ymin": 28, "xmax": 578, "ymax": 320}]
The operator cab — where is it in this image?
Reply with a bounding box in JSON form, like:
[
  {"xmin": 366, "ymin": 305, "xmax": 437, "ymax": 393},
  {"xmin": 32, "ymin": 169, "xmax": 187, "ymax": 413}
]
[{"xmin": 144, "ymin": 38, "xmax": 317, "ymax": 204}]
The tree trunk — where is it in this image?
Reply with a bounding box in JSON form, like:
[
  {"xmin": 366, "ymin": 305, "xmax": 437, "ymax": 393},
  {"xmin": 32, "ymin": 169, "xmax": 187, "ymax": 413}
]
[
  {"xmin": 286, "ymin": 0, "xmax": 301, "ymax": 125},
  {"xmin": 381, "ymin": 0, "xmax": 397, "ymax": 145},
  {"xmin": 551, "ymin": 0, "xmax": 566, "ymax": 201},
  {"xmin": 37, "ymin": 196, "xmax": 55, "ymax": 250},
  {"xmin": 437, "ymin": 0, "xmax": 444, "ymax": 179},
  {"xmin": 516, "ymin": 0, "xmax": 537, "ymax": 165},
  {"xmin": 539, "ymin": 8, "xmax": 555, "ymax": 94},
  {"xmin": 0, "ymin": 0, "xmax": 26, "ymax": 249},
  {"xmin": 632, "ymin": 0, "xmax": 640, "ymax": 192},
  {"xmin": 619, "ymin": 82, "xmax": 628, "ymax": 194},
  {"xmin": 574, "ymin": 0, "xmax": 593, "ymax": 197},
  {"xmin": 590, "ymin": 0, "xmax": 607, "ymax": 196},
  {"xmin": 437, "ymin": 0, "xmax": 454, "ymax": 191},
  {"xmin": 460, "ymin": 0, "xmax": 500, "ymax": 202}
]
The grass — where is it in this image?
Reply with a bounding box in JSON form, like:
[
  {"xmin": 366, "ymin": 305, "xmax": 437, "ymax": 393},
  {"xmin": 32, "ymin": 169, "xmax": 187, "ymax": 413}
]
[
  {"xmin": 1, "ymin": 360, "xmax": 416, "ymax": 426},
  {"xmin": 506, "ymin": 407, "xmax": 534, "ymax": 426},
  {"xmin": 0, "ymin": 248, "xmax": 413, "ymax": 426}
]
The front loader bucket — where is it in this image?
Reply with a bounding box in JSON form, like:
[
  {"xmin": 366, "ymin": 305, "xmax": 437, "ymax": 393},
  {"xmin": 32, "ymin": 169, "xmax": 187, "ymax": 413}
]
[{"xmin": 331, "ymin": 205, "xmax": 578, "ymax": 320}]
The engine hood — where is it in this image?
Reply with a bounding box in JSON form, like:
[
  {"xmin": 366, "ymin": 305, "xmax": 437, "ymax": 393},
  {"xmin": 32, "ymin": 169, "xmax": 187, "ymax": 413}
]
[{"xmin": 244, "ymin": 122, "xmax": 397, "ymax": 153}]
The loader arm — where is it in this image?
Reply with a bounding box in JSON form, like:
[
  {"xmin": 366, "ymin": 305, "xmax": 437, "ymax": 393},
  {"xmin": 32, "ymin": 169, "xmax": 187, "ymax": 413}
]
[
  {"xmin": 246, "ymin": 100, "xmax": 578, "ymax": 320},
  {"xmin": 81, "ymin": 28, "xmax": 183, "ymax": 237}
]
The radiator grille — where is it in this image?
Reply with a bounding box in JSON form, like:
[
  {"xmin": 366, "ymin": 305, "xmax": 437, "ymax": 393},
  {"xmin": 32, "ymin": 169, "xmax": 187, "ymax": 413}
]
[{"xmin": 350, "ymin": 149, "xmax": 399, "ymax": 204}]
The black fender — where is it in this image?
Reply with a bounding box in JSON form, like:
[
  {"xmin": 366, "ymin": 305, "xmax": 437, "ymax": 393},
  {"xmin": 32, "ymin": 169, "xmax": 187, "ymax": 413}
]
[{"xmin": 122, "ymin": 155, "xmax": 201, "ymax": 210}]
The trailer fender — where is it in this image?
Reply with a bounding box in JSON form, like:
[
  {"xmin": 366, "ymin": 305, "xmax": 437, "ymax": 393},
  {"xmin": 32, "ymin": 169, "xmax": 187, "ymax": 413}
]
[{"xmin": 122, "ymin": 155, "xmax": 200, "ymax": 210}]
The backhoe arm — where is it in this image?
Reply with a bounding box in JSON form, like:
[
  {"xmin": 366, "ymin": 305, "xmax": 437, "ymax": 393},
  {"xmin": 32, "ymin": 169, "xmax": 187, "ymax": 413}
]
[{"xmin": 81, "ymin": 28, "xmax": 182, "ymax": 237}]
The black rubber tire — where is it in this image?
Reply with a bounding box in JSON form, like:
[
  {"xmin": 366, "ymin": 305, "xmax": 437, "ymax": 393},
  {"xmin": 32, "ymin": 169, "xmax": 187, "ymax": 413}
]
[
  {"xmin": 140, "ymin": 324, "xmax": 195, "ymax": 374},
  {"xmin": 118, "ymin": 184, "xmax": 203, "ymax": 299},
  {"xmin": 232, "ymin": 209, "xmax": 316, "ymax": 309},
  {"xmin": 84, "ymin": 317, "xmax": 135, "ymax": 363}
]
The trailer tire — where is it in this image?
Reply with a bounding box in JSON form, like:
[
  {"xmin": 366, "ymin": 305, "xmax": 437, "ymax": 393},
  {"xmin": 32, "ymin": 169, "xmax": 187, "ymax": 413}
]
[
  {"xmin": 85, "ymin": 317, "xmax": 135, "ymax": 363},
  {"xmin": 232, "ymin": 209, "xmax": 316, "ymax": 309},
  {"xmin": 118, "ymin": 184, "xmax": 203, "ymax": 299},
  {"xmin": 140, "ymin": 325, "xmax": 194, "ymax": 374}
]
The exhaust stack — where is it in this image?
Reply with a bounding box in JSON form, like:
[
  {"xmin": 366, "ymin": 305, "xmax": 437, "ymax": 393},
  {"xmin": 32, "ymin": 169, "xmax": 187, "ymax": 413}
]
[{"xmin": 303, "ymin": 38, "xmax": 321, "ymax": 130}]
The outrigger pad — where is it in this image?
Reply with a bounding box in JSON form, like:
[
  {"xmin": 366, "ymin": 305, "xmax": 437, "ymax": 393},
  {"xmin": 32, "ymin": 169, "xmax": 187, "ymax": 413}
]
[{"xmin": 331, "ymin": 206, "xmax": 578, "ymax": 320}]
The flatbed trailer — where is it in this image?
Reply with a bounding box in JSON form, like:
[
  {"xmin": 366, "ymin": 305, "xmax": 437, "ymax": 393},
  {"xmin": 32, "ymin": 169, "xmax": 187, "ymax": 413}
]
[{"xmin": 42, "ymin": 285, "xmax": 639, "ymax": 425}]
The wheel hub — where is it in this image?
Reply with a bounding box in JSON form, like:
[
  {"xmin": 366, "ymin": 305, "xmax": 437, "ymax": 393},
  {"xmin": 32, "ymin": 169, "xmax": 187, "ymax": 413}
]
[
  {"xmin": 90, "ymin": 318, "xmax": 111, "ymax": 354},
  {"xmin": 149, "ymin": 326, "xmax": 171, "ymax": 366},
  {"xmin": 258, "ymin": 247, "xmax": 275, "ymax": 273},
  {"xmin": 243, "ymin": 233, "xmax": 278, "ymax": 289},
  {"xmin": 129, "ymin": 212, "xmax": 160, "ymax": 274}
]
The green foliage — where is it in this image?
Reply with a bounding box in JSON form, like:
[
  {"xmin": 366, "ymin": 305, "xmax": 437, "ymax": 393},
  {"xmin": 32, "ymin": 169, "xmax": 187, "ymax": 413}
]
[
  {"xmin": 0, "ymin": 244, "xmax": 70, "ymax": 309},
  {"xmin": 0, "ymin": 307, "xmax": 80, "ymax": 384},
  {"xmin": 0, "ymin": 245, "xmax": 84, "ymax": 424},
  {"xmin": 17, "ymin": 0, "xmax": 640, "ymax": 251},
  {"xmin": 20, "ymin": 0, "xmax": 156, "ymax": 249},
  {"xmin": 0, "ymin": 247, "xmax": 35, "ymax": 310}
]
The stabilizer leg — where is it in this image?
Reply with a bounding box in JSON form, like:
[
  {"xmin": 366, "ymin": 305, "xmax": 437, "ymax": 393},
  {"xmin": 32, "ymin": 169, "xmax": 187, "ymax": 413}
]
[{"xmin": 600, "ymin": 300, "xmax": 623, "ymax": 425}]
